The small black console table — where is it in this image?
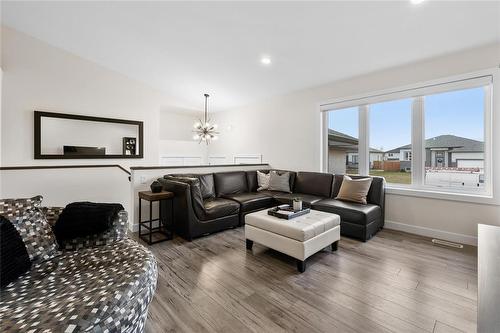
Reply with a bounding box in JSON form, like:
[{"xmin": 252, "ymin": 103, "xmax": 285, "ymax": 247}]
[{"xmin": 138, "ymin": 190, "xmax": 174, "ymax": 245}]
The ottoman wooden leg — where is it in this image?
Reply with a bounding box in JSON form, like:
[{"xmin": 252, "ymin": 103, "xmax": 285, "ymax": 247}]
[
  {"xmin": 297, "ymin": 260, "xmax": 306, "ymax": 273},
  {"xmin": 331, "ymin": 240, "xmax": 339, "ymax": 252},
  {"xmin": 246, "ymin": 239, "xmax": 253, "ymax": 250}
]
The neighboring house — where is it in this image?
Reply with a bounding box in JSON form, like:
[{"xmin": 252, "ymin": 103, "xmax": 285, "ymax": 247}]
[
  {"xmin": 328, "ymin": 129, "xmax": 384, "ymax": 173},
  {"xmin": 384, "ymin": 144, "xmax": 412, "ymax": 171},
  {"xmin": 384, "ymin": 134, "xmax": 484, "ymax": 170}
]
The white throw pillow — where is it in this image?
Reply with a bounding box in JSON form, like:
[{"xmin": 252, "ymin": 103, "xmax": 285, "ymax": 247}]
[{"xmin": 256, "ymin": 171, "xmax": 271, "ymax": 191}]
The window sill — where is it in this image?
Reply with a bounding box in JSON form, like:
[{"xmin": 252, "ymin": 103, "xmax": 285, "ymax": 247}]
[{"xmin": 385, "ymin": 186, "xmax": 498, "ymax": 205}]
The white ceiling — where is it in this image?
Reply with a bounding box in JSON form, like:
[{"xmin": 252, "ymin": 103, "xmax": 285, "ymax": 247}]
[{"xmin": 2, "ymin": 1, "xmax": 500, "ymax": 112}]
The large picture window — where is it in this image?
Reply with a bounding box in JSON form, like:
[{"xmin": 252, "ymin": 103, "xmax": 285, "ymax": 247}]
[
  {"xmin": 327, "ymin": 107, "xmax": 359, "ymax": 174},
  {"xmin": 323, "ymin": 73, "xmax": 493, "ymax": 196},
  {"xmin": 369, "ymin": 98, "xmax": 412, "ymax": 185},
  {"xmin": 424, "ymin": 87, "xmax": 485, "ymax": 190}
]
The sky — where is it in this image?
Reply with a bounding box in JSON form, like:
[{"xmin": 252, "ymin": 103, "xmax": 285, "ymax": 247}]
[{"xmin": 328, "ymin": 86, "xmax": 485, "ymax": 152}]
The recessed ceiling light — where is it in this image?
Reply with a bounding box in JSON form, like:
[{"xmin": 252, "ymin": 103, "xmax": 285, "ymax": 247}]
[
  {"xmin": 260, "ymin": 56, "xmax": 272, "ymax": 65},
  {"xmin": 411, "ymin": 0, "xmax": 426, "ymax": 4}
]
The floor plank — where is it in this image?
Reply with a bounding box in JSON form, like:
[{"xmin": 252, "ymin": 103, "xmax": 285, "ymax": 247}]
[{"xmin": 138, "ymin": 228, "xmax": 477, "ymax": 333}]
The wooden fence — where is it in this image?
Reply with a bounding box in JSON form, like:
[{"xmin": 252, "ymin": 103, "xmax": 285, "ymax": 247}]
[{"xmin": 372, "ymin": 161, "xmax": 400, "ymax": 171}]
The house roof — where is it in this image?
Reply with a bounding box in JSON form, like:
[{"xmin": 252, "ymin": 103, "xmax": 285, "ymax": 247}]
[
  {"xmin": 328, "ymin": 129, "xmax": 358, "ymax": 144},
  {"xmin": 385, "ymin": 144, "xmax": 411, "ymax": 154},
  {"xmin": 328, "ymin": 129, "xmax": 384, "ymax": 153},
  {"xmin": 384, "ymin": 135, "xmax": 484, "ymax": 154}
]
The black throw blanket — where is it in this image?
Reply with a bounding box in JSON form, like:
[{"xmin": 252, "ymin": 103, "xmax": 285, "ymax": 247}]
[{"xmin": 54, "ymin": 202, "xmax": 124, "ymax": 240}]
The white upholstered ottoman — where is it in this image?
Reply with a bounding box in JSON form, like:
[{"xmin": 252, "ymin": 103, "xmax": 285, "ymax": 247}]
[{"xmin": 245, "ymin": 209, "xmax": 340, "ymax": 272}]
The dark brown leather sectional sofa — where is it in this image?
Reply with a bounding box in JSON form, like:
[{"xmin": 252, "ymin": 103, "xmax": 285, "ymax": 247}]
[{"xmin": 158, "ymin": 170, "xmax": 385, "ymax": 242}]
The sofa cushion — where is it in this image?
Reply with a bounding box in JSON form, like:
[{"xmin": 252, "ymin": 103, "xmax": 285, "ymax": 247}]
[
  {"xmin": 0, "ymin": 239, "xmax": 157, "ymax": 332},
  {"xmin": 169, "ymin": 173, "xmax": 215, "ymax": 199},
  {"xmin": 214, "ymin": 171, "xmax": 248, "ymax": 197},
  {"xmin": 10, "ymin": 208, "xmax": 59, "ymax": 263},
  {"xmin": 312, "ymin": 199, "xmax": 381, "ymax": 226},
  {"xmin": 0, "ymin": 195, "xmax": 43, "ymax": 220},
  {"xmin": 273, "ymin": 192, "xmax": 325, "ymax": 206},
  {"xmin": 198, "ymin": 198, "xmax": 240, "ymax": 221},
  {"xmin": 222, "ymin": 192, "xmax": 274, "ymax": 213},
  {"xmin": 194, "ymin": 174, "xmax": 215, "ymax": 199},
  {"xmin": 246, "ymin": 171, "xmax": 258, "ymax": 192},
  {"xmin": 0, "ymin": 216, "xmax": 31, "ymax": 289},
  {"xmin": 294, "ymin": 172, "xmax": 333, "ymax": 197}
]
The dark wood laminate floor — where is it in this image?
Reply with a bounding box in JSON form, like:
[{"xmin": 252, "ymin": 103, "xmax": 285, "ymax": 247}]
[{"xmin": 140, "ymin": 228, "xmax": 477, "ymax": 333}]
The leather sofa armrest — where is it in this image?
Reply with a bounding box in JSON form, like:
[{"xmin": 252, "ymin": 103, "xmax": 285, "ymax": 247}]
[
  {"xmin": 158, "ymin": 178, "xmax": 204, "ymax": 238},
  {"xmin": 367, "ymin": 177, "xmax": 386, "ymax": 223},
  {"xmin": 162, "ymin": 176, "xmax": 205, "ymax": 218},
  {"xmin": 368, "ymin": 177, "xmax": 385, "ymax": 206},
  {"xmin": 332, "ymin": 174, "xmax": 386, "ymax": 224}
]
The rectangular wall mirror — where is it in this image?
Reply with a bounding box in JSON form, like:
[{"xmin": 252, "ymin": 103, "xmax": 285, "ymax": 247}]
[{"xmin": 34, "ymin": 111, "xmax": 143, "ymax": 159}]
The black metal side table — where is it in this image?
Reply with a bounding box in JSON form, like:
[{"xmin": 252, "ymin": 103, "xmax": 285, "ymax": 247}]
[{"xmin": 138, "ymin": 190, "xmax": 174, "ymax": 245}]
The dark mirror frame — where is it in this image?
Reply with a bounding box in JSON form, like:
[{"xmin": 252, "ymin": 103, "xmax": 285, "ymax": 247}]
[{"xmin": 34, "ymin": 111, "xmax": 144, "ymax": 159}]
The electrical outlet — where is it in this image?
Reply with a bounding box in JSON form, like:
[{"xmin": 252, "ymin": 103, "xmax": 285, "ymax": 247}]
[{"xmin": 140, "ymin": 176, "xmax": 147, "ymax": 184}]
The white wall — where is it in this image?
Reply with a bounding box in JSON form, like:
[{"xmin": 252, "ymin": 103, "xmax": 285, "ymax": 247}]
[
  {"xmin": 209, "ymin": 43, "xmax": 500, "ymax": 243},
  {"xmin": 1, "ymin": 26, "xmax": 187, "ymax": 168},
  {"xmin": 160, "ymin": 111, "xmax": 198, "ymax": 141},
  {"xmin": 1, "ymin": 168, "xmax": 130, "ymax": 210},
  {"xmin": 0, "ymin": 27, "xmax": 192, "ymax": 211},
  {"xmin": 158, "ymin": 111, "xmax": 209, "ymax": 164}
]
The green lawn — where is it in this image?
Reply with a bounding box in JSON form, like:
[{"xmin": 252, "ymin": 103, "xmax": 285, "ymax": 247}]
[
  {"xmin": 368, "ymin": 170, "xmax": 411, "ymax": 184},
  {"xmin": 345, "ymin": 169, "xmax": 411, "ymax": 184}
]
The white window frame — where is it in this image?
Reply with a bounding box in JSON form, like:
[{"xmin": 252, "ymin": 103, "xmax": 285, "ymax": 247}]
[{"xmin": 320, "ymin": 68, "xmax": 499, "ymax": 205}]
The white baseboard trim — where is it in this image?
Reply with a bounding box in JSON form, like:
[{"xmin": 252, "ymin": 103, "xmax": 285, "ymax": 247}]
[{"xmin": 385, "ymin": 220, "xmax": 477, "ymax": 246}]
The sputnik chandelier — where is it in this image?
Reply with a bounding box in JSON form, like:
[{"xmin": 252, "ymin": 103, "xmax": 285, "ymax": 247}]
[{"xmin": 193, "ymin": 93, "xmax": 219, "ymax": 144}]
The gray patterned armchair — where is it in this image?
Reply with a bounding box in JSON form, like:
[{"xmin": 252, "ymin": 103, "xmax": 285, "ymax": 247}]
[{"xmin": 0, "ymin": 198, "xmax": 158, "ymax": 333}]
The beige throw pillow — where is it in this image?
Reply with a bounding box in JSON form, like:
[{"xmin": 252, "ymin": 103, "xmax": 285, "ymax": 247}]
[
  {"xmin": 335, "ymin": 176, "xmax": 372, "ymax": 204},
  {"xmin": 256, "ymin": 170, "xmax": 271, "ymax": 191}
]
